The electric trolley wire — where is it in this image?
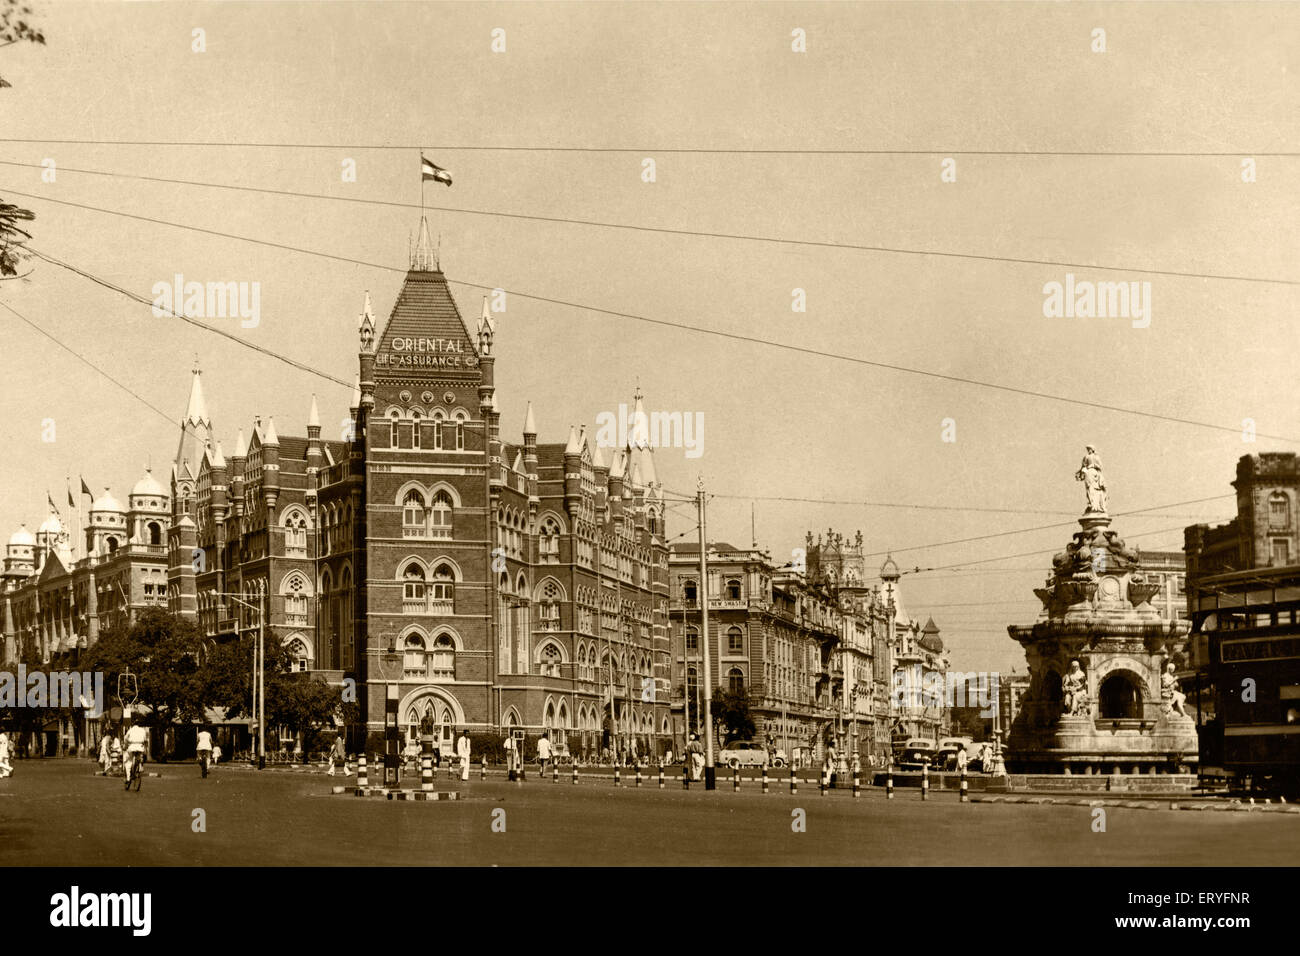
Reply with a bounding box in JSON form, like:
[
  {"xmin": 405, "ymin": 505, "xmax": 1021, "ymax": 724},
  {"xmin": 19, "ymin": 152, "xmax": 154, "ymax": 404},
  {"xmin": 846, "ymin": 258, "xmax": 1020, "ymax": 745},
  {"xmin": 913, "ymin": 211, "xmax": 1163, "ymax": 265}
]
[
  {"xmin": 8, "ymin": 187, "xmax": 1299, "ymax": 443},
  {"xmin": 2, "ymin": 160, "xmax": 1293, "ymax": 285}
]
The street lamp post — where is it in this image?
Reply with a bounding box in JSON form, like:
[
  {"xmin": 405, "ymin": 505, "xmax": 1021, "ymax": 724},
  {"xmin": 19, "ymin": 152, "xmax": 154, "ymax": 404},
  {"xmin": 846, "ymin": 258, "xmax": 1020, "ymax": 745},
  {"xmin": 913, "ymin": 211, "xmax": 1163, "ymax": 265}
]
[{"xmin": 213, "ymin": 590, "xmax": 266, "ymax": 770}]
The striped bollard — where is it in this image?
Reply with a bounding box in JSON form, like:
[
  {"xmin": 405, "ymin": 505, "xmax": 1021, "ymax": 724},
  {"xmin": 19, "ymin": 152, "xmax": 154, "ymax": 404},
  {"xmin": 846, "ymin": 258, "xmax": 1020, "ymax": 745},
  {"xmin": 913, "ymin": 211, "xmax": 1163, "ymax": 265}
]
[
  {"xmin": 732, "ymin": 767, "xmax": 739, "ymax": 792},
  {"xmin": 421, "ymin": 755, "xmax": 433, "ymax": 792},
  {"xmin": 635, "ymin": 768, "xmax": 643, "ymax": 788},
  {"xmin": 960, "ymin": 766, "xmax": 969, "ymax": 803},
  {"xmin": 921, "ymin": 763, "xmax": 930, "ymax": 801},
  {"xmin": 658, "ymin": 766, "xmax": 665, "ymax": 789},
  {"xmin": 614, "ymin": 767, "xmax": 621, "ymax": 787},
  {"xmin": 886, "ymin": 762, "xmax": 894, "ymax": 800},
  {"xmin": 853, "ymin": 768, "xmax": 861, "ymax": 798},
  {"xmin": 789, "ymin": 768, "xmax": 798, "ymax": 795},
  {"xmin": 480, "ymin": 758, "xmax": 486, "ymax": 781},
  {"xmin": 683, "ymin": 768, "xmax": 689, "ymax": 790},
  {"xmin": 553, "ymin": 762, "xmax": 559, "ymax": 783},
  {"xmin": 762, "ymin": 765, "xmax": 770, "ymax": 794},
  {"xmin": 820, "ymin": 767, "xmax": 828, "ymax": 797},
  {"xmin": 572, "ymin": 764, "xmax": 579, "ymax": 785},
  {"xmin": 357, "ymin": 754, "xmax": 368, "ymax": 789}
]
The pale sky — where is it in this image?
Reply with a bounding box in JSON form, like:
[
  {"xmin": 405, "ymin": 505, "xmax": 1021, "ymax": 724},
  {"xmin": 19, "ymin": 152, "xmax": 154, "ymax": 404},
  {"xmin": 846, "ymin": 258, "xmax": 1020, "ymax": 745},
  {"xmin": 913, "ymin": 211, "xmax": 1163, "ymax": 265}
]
[{"xmin": 1, "ymin": 1, "xmax": 1296, "ymax": 675}]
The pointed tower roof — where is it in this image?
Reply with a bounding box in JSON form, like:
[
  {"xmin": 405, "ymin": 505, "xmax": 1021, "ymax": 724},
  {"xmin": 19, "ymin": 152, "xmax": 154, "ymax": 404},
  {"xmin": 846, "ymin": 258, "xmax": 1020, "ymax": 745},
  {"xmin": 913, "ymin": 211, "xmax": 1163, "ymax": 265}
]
[
  {"xmin": 174, "ymin": 362, "xmax": 212, "ymax": 480},
  {"xmin": 523, "ymin": 401, "xmax": 537, "ymax": 436},
  {"xmin": 211, "ymin": 440, "xmax": 226, "ymax": 468},
  {"xmin": 880, "ymin": 554, "xmax": 900, "ymax": 580},
  {"xmin": 609, "ymin": 448, "xmax": 626, "ymax": 480},
  {"xmin": 591, "ymin": 440, "xmax": 606, "ymax": 470},
  {"xmin": 564, "ymin": 424, "xmax": 581, "ymax": 455},
  {"xmin": 233, "ymin": 428, "xmax": 247, "ymax": 458},
  {"xmin": 639, "ymin": 445, "xmax": 658, "ymax": 485},
  {"xmin": 263, "ymin": 416, "xmax": 279, "ymax": 446},
  {"xmin": 629, "ymin": 457, "xmax": 644, "ymax": 487},
  {"xmin": 922, "ymin": 617, "xmax": 940, "ymax": 634},
  {"xmin": 308, "ymin": 394, "xmax": 320, "ymax": 429},
  {"xmin": 411, "ymin": 216, "xmax": 438, "ymax": 272},
  {"xmin": 629, "ymin": 391, "xmax": 650, "ymax": 449},
  {"xmin": 512, "ymin": 450, "xmax": 524, "ymax": 473},
  {"xmin": 478, "ymin": 295, "xmax": 495, "ymax": 336}
]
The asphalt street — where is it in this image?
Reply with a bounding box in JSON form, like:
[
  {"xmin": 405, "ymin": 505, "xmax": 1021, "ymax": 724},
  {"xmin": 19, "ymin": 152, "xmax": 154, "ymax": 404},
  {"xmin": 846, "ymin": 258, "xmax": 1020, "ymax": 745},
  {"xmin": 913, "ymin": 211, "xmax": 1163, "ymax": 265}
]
[{"xmin": 1, "ymin": 760, "xmax": 1296, "ymax": 866}]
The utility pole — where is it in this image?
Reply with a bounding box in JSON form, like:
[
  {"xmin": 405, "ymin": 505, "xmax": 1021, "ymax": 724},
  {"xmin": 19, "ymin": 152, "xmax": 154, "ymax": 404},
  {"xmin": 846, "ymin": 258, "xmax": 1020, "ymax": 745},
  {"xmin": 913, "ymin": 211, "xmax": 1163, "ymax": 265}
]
[
  {"xmin": 259, "ymin": 587, "xmax": 267, "ymax": 769},
  {"xmin": 697, "ymin": 477, "xmax": 715, "ymax": 789}
]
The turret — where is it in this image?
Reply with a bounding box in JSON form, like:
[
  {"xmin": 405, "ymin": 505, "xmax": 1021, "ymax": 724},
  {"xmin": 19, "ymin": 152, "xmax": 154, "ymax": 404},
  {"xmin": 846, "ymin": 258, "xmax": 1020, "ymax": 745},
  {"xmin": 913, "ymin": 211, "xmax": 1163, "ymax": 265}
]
[
  {"xmin": 230, "ymin": 429, "xmax": 247, "ymax": 519},
  {"xmin": 262, "ymin": 416, "xmax": 280, "ymax": 513},
  {"xmin": 564, "ymin": 424, "xmax": 582, "ymax": 517}
]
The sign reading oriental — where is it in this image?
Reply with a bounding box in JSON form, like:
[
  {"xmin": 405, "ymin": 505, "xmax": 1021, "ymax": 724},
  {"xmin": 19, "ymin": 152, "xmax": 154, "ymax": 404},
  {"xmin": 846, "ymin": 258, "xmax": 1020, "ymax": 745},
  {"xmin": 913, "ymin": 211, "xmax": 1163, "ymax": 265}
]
[{"xmin": 379, "ymin": 336, "xmax": 477, "ymax": 369}]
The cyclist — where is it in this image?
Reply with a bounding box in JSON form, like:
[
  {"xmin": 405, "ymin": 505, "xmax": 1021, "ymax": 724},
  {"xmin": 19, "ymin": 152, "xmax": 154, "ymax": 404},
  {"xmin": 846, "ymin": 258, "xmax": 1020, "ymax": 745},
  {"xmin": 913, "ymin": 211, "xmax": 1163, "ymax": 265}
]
[
  {"xmin": 123, "ymin": 722, "xmax": 148, "ymax": 790},
  {"xmin": 196, "ymin": 727, "xmax": 214, "ymax": 778}
]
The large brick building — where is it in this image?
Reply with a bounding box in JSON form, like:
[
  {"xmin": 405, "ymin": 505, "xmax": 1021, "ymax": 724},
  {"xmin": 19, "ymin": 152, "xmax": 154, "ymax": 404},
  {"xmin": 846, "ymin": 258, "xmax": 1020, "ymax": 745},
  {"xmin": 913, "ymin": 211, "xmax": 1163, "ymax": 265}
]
[{"xmin": 166, "ymin": 220, "xmax": 672, "ymax": 755}]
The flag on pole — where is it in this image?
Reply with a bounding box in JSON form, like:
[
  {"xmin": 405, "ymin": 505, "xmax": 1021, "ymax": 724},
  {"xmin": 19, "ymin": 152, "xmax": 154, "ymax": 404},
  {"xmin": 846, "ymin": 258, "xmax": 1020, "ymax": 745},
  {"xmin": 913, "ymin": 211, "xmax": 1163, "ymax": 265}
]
[
  {"xmin": 81, "ymin": 477, "xmax": 93, "ymax": 500},
  {"xmin": 46, "ymin": 490, "xmax": 58, "ymax": 513},
  {"xmin": 420, "ymin": 155, "xmax": 452, "ymax": 186},
  {"xmin": 67, "ymin": 484, "xmax": 75, "ymax": 509}
]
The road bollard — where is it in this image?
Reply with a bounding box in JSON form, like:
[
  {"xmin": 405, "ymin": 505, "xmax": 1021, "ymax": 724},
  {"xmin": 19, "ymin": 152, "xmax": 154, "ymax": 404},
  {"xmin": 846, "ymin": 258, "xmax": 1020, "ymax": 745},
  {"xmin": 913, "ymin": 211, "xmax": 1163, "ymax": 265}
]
[
  {"xmin": 553, "ymin": 762, "xmax": 559, "ymax": 783},
  {"xmin": 421, "ymin": 755, "xmax": 433, "ymax": 792},
  {"xmin": 921, "ymin": 763, "xmax": 929, "ymax": 801},
  {"xmin": 572, "ymin": 764, "xmax": 579, "ymax": 785},
  {"xmin": 658, "ymin": 766, "xmax": 665, "ymax": 789},
  {"xmin": 790, "ymin": 768, "xmax": 798, "ymax": 795},
  {"xmin": 733, "ymin": 767, "xmax": 740, "ymax": 792},
  {"xmin": 820, "ymin": 767, "xmax": 828, "ymax": 797},
  {"xmin": 357, "ymin": 754, "xmax": 368, "ymax": 789},
  {"xmin": 636, "ymin": 768, "xmax": 643, "ymax": 788},
  {"xmin": 853, "ymin": 769, "xmax": 861, "ymax": 798},
  {"xmin": 614, "ymin": 767, "xmax": 621, "ymax": 787},
  {"xmin": 683, "ymin": 768, "xmax": 690, "ymax": 790},
  {"xmin": 886, "ymin": 762, "xmax": 894, "ymax": 800},
  {"xmin": 762, "ymin": 765, "xmax": 770, "ymax": 794},
  {"xmin": 960, "ymin": 766, "xmax": 969, "ymax": 803},
  {"xmin": 480, "ymin": 758, "xmax": 486, "ymax": 781}
]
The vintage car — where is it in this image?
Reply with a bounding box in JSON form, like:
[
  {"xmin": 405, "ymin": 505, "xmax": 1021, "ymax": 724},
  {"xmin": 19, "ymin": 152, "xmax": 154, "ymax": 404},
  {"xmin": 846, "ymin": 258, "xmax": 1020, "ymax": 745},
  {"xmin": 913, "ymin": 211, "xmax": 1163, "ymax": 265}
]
[
  {"xmin": 718, "ymin": 741, "xmax": 786, "ymax": 769},
  {"xmin": 897, "ymin": 738, "xmax": 937, "ymax": 770},
  {"xmin": 936, "ymin": 736, "xmax": 975, "ymax": 770}
]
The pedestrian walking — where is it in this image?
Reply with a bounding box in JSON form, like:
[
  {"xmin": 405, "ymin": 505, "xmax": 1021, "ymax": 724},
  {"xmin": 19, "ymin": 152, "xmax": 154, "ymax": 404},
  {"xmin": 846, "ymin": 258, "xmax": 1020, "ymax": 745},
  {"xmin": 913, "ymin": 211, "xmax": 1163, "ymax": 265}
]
[
  {"xmin": 0, "ymin": 731, "xmax": 12, "ymax": 778},
  {"xmin": 328, "ymin": 733, "xmax": 346, "ymax": 776},
  {"xmin": 956, "ymin": 744, "xmax": 969, "ymax": 774},
  {"xmin": 196, "ymin": 727, "xmax": 214, "ymax": 778},
  {"xmin": 98, "ymin": 733, "xmax": 111, "ymax": 775},
  {"xmin": 211, "ymin": 743, "xmax": 222, "ymax": 768},
  {"xmin": 537, "ymin": 731, "xmax": 553, "ymax": 778},
  {"xmin": 687, "ymin": 733, "xmax": 704, "ymax": 781},
  {"xmin": 456, "ymin": 728, "xmax": 471, "ymax": 781}
]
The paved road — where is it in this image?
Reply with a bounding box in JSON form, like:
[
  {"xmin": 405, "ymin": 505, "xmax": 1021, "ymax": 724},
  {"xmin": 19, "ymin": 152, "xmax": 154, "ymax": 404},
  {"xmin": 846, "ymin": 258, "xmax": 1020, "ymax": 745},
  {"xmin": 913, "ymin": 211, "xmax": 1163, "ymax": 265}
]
[{"xmin": 1, "ymin": 760, "xmax": 1295, "ymax": 866}]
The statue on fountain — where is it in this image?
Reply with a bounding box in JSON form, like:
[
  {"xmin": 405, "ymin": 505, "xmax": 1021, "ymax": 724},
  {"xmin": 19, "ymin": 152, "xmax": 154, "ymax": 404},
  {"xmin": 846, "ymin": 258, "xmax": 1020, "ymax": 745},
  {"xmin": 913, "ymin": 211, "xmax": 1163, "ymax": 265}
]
[
  {"xmin": 1075, "ymin": 445, "xmax": 1108, "ymax": 515},
  {"xmin": 1161, "ymin": 663, "xmax": 1188, "ymax": 718},
  {"xmin": 1062, "ymin": 659, "xmax": 1090, "ymax": 717}
]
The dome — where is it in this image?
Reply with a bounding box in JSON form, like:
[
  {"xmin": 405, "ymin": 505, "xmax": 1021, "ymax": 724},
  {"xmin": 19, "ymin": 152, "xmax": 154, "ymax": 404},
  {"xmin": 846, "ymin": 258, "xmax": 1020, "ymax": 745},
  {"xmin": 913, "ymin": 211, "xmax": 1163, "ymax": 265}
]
[
  {"xmin": 131, "ymin": 468, "xmax": 166, "ymax": 499},
  {"xmin": 38, "ymin": 512, "xmax": 62, "ymax": 535},
  {"xmin": 880, "ymin": 554, "xmax": 900, "ymax": 579},
  {"xmin": 8, "ymin": 525, "xmax": 35, "ymax": 547},
  {"xmin": 90, "ymin": 488, "xmax": 125, "ymax": 513}
]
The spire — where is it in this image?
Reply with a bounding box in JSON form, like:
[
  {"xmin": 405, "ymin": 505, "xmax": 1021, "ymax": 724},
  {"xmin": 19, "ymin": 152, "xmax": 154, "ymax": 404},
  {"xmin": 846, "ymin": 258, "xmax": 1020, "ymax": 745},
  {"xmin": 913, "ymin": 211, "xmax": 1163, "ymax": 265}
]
[
  {"xmin": 591, "ymin": 440, "xmax": 606, "ymax": 470},
  {"xmin": 639, "ymin": 444, "xmax": 658, "ymax": 485},
  {"xmin": 358, "ymin": 291, "xmax": 376, "ymax": 353},
  {"xmin": 411, "ymin": 216, "xmax": 438, "ymax": 271},
  {"xmin": 308, "ymin": 394, "xmax": 320, "ymax": 428},
  {"xmin": 183, "ymin": 361, "xmax": 209, "ymax": 426},
  {"xmin": 523, "ymin": 402, "xmax": 537, "ymax": 436},
  {"xmin": 211, "ymin": 440, "xmax": 226, "ymax": 468},
  {"xmin": 263, "ymin": 416, "xmax": 279, "ymax": 446},
  {"xmin": 629, "ymin": 388, "xmax": 650, "ymax": 450},
  {"xmin": 233, "ymin": 428, "xmax": 247, "ymax": 458},
  {"xmin": 174, "ymin": 362, "xmax": 212, "ymax": 478},
  {"xmin": 564, "ymin": 424, "xmax": 581, "ymax": 455},
  {"xmin": 609, "ymin": 448, "xmax": 626, "ymax": 480}
]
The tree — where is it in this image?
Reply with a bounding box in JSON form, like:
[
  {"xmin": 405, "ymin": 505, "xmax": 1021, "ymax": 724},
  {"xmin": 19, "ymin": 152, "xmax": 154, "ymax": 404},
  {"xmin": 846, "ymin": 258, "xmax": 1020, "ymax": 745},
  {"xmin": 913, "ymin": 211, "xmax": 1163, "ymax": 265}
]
[
  {"xmin": 0, "ymin": 1, "xmax": 46, "ymax": 89},
  {"xmin": 81, "ymin": 608, "xmax": 207, "ymax": 730},
  {"xmin": 0, "ymin": 200, "xmax": 34, "ymax": 278},
  {"xmin": 711, "ymin": 685, "xmax": 756, "ymax": 744}
]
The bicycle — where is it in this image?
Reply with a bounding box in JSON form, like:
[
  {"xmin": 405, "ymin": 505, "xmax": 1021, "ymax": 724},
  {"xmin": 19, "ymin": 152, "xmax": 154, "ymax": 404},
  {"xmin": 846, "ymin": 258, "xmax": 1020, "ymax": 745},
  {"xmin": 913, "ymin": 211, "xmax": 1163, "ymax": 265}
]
[{"xmin": 123, "ymin": 750, "xmax": 143, "ymax": 791}]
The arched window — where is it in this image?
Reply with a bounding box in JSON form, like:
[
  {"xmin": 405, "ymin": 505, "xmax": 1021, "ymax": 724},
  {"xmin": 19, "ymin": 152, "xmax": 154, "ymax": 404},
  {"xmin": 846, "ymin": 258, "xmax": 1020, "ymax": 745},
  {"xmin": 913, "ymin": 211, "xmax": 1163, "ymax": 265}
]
[
  {"xmin": 683, "ymin": 579, "xmax": 697, "ymax": 603},
  {"xmin": 411, "ymin": 409, "xmax": 423, "ymax": 448},
  {"xmin": 430, "ymin": 491, "xmax": 453, "ymax": 539},
  {"xmin": 403, "ymin": 563, "xmax": 426, "ymax": 611},
  {"xmin": 647, "ymin": 509, "xmax": 659, "ymax": 536},
  {"xmin": 283, "ymin": 574, "xmax": 309, "ymax": 624},
  {"xmin": 402, "ymin": 490, "xmax": 426, "ymax": 537},
  {"xmin": 540, "ymin": 517, "xmax": 561, "ymax": 563},
  {"xmin": 388, "ymin": 411, "xmax": 400, "ymax": 449},
  {"xmin": 430, "ymin": 634, "xmax": 455, "ymax": 678},
  {"xmin": 728, "ymin": 626, "xmax": 744, "ymax": 654},
  {"xmin": 1269, "ymin": 492, "xmax": 1291, "ymax": 529},
  {"xmin": 430, "ymin": 564, "xmax": 455, "ymax": 613},
  {"xmin": 147, "ymin": 522, "xmax": 162, "ymax": 546},
  {"xmin": 539, "ymin": 643, "xmax": 562, "ymax": 677},
  {"xmin": 728, "ymin": 667, "xmax": 745, "ymax": 695},
  {"xmin": 286, "ymin": 637, "xmax": 312, "ymax": 673},
  {"xmin": 726, "ymin": 579, "xmax": 742, "ymax": 601},
  {"xmin": 685, "ymin": 626, "xmax": 699, "ymax": 652},
  {"xmin": 403, "ymin": 634, "xmax": 427, "ymax": 678},
  {"xmin": 537, "ymin": 580, "xmax": 561, "ymax": 630}
]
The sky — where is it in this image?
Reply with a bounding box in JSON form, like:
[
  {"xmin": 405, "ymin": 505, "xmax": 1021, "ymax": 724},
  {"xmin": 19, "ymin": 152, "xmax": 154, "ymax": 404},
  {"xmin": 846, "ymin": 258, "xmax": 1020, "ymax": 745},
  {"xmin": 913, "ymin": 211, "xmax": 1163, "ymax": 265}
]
[{"xmin": 0, "ymin": 1, "xmax": 1296, "ymax": 676}]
